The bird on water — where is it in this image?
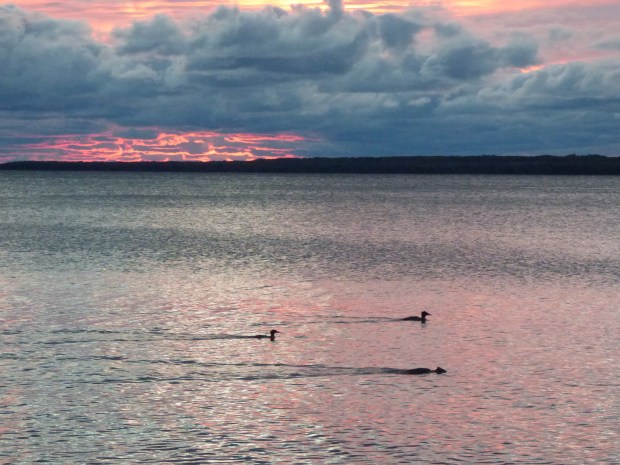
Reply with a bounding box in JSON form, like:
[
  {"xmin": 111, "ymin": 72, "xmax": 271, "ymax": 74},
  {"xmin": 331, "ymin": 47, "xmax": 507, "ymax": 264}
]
[
  {"xmin": 401, "ymin": 311, "xmax": 431, "ymax": 322},
  {"xmin": 405, "ymin": 367, "xmax": 446, "ymax": 375},
  {"xmin": 254, "ymin": 329, "xmax": 280, "ymax": 341}
]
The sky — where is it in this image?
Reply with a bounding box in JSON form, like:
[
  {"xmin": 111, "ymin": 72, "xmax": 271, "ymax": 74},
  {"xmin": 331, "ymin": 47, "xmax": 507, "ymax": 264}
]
[{"xmin": 1, "ymin": 0, "xmax": 619, "ymax": 161}]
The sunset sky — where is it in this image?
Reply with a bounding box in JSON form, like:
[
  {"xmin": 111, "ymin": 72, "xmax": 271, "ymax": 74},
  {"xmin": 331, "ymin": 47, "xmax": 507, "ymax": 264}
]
[{"xmin": 1, "ymin": 0, "xmax": 619, "ymax": 161}]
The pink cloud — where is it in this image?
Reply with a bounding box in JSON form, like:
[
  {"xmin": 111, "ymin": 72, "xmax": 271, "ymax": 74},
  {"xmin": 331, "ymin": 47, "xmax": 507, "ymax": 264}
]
[
  {"xmin": 0, "ymin": 127, "xmax": 306, "ymax": 163},
  {"xmin": 15, "ymin": 0, "xmax": 619, "ymax": 26},
  {"xmin": 448, "ymin": 0, "xmax": 617, "ymax": 16},
  {"xmin": 458, "ymin": 1, "xmax": 620, "ymax": 67}
]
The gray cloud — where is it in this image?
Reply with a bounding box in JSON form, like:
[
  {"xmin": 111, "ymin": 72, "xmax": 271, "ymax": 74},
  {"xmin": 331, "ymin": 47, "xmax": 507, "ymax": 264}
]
[
  {"xmin": 0, "ymin": 6, "xmax": 106, "ymax": 110},
  {"xmin": 596, "ymin": 38, "xmax": 620, "ymax": 51},
  {"xmin": 0, "ymin": 3, "xmax": 619, "ymax": 159},
  {"xmin": 113, "ymin": 14, "xmax": 187, "ymax": 55},
  {"xmin": 376, "ymin": 14, "xmax": 423, "ymax": 51}
]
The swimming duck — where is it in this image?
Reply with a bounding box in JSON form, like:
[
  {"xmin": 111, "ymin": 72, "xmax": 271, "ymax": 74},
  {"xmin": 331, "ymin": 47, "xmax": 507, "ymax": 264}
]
[
  {"xmin": 401, "ymin": 311, "xmax": 431, "ymax": 322},
  {"xmin": 254, "ymin": 329, "xmax": 280, "ymax": 341},
  {"xmin": 405, "ymin": 366, "xmax": 446, "ymax": 375}
]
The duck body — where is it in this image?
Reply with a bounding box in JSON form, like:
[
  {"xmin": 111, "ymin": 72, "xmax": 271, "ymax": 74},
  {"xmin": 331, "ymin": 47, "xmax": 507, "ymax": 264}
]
[
  {"xmin": 253, "ymin": 329, "xmax": 280, "ymax": 341},
  {"xmin": 405, "ymin": 366, "xmax": 446, "ymax": 375},
  {"xmin": 401, "ymin": 311, "xmax": 431, "ymax": 322}
]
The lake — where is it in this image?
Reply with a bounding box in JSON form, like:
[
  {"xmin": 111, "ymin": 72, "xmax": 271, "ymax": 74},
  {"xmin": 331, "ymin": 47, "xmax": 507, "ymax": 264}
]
[{"xmin": 0, "ymin": 171, "xmax": 618, "ymax": 464}]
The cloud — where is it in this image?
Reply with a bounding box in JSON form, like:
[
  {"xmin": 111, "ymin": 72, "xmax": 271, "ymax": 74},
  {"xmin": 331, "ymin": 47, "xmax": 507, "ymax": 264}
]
[
  {"xmin": 0, "ymin": 6, "xmax": 106, "ymax": 110},
  {"xmin": 0, "ymin": 2, "xmax": 619, "ymax": 160},
  {"xmin": 596, "ymin": 38, "xmax": 620, "ymax": 51},
  {"xmin": 422, "ymin": 37, "xmax": 538, "ymax": 80},
  {"xmin": 113, "ymin": 14, "xmax": 187, "ymax": 55}
]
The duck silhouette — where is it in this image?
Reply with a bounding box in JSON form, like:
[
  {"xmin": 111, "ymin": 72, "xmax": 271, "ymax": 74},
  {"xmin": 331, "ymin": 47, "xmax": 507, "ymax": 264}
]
[
  {"xmin": 401, "ymin": 311, "xmax": 431, "ymax": 322},
  {"xmin": 405, "ymin": 366, "xmax": 446, "ymax": 375},
  {"xmin": 253, "ymin": 329, "xmax": 280, "ymax": 341}
]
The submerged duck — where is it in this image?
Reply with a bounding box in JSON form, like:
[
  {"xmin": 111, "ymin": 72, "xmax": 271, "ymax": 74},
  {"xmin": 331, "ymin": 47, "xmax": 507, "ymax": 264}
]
[
  {"xmin": 405, "ymin": 366, "xmax": 446, "ymax": 375},
  {"xmin": 401, "ymin": 311, "xmax": 431, "ymax": 322},
  {"xmin": 254, "ymin": 329, "xmax": 280, "ymax": 341}
]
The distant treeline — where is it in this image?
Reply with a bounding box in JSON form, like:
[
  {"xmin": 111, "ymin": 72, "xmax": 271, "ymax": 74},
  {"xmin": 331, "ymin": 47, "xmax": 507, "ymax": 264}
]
[{"xmin": 1, "ymin": 155, "xmax": 619, "ymax": 175}]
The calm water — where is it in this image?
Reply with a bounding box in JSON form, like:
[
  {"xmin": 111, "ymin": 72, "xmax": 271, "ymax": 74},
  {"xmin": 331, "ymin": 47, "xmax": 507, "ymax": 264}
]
[{"xmin": 0, "ymin": 172, "xmax": 618, "ymax": 464}]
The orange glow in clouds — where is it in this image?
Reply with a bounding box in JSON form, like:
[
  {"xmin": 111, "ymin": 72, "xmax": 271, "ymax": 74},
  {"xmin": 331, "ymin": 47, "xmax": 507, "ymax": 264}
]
[
  {"xmin": 16, "ymin": 0, "xmax": 619, "ymax": 31},
  {"xmin": 1, "ymin": 129, "xmax": 304, "ymax": 163},
  {"xmin": 8, "ymin": 0, "xmax": 617, "ymax": 162}
]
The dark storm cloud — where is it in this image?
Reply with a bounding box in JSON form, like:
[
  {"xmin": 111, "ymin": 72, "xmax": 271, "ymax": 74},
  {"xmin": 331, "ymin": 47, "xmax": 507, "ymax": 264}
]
[
  {"xmin": 113, "ymin": 14, "xmax": 187, "ymax": 55},
  {"xmin": 0, "ymin": 3, "xmax": 619, "ymax": 158},
  {"xmin": 182, "ymin": 5, "xmax": 372, "ymax": 79},
  {"xmin": 0, "ymin": 6, "xmax": 106, "ymax": 109},
  {"xmin": 375, "ymin": 14, "xmax": 423, "ymax": 51}
]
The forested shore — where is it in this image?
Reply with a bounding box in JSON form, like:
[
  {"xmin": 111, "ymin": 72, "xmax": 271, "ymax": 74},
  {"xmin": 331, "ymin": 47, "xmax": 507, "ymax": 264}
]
[{"xmin": 2, "ymin": 155, "xmax": 619, "ymax": 175}]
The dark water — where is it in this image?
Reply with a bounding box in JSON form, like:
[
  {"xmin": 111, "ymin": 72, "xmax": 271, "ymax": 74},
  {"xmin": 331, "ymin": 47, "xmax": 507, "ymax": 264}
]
[{"xmin": 1, "ymin": 172, "xmax": 618, "ymax": 464}]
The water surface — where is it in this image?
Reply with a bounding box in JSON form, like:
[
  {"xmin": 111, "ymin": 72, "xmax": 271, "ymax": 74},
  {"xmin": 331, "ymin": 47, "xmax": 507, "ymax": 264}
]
[{"xmin": 1, "ymin": 172, "xmax": 618, "ymax": 464}]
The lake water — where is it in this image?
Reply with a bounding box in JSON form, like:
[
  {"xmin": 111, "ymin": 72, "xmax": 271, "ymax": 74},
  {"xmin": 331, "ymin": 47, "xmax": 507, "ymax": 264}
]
[{"xmin": 0, "ymin": 172, "xmax": 618, "ymax": 464}]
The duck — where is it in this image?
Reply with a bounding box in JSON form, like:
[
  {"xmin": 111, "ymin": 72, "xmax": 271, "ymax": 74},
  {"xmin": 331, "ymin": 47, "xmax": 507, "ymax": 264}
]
[
  {"xmin": 405, "ymin": 366, "xmax": 446, "ymax": 375},
  {"xmin": 401, "ymin": 311, "xmax": 431, "ymax": 322},
  {"xmin": 254, "ymin": 329, "xmax": 280, "ymax": 341}
]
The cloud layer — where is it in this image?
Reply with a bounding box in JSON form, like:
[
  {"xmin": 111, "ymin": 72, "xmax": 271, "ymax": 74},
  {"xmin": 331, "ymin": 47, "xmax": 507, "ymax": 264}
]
[{"xmin": 1, "ymin": 1, "xmax": 619, "ymax": 160}]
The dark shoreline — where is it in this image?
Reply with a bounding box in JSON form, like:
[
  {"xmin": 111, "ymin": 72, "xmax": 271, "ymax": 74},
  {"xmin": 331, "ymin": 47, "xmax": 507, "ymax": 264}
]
[{"xmin": 1, "ymin": 155, "xmax": 619, "ymax": 175}]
